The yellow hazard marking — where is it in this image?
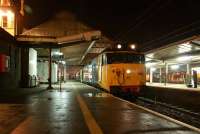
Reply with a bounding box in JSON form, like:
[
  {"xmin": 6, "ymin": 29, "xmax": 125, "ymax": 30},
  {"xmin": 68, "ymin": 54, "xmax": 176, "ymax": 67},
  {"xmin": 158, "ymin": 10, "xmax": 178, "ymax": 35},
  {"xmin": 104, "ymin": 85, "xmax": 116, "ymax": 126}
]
[
  {"xmin": 11, "ymin": 116, "xmax": 33, "ymax": 134},
  {"xmin": 77, "ymin": 94, "xmax": 103, "ymax": 134}
]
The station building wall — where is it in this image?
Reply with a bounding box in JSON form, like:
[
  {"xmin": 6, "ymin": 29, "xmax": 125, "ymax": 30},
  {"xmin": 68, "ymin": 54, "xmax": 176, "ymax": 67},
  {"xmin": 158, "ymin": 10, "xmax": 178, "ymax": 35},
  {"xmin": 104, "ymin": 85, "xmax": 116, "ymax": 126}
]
[{"xmin": 0, "ymin": 29, "xmax": 21, "ymax": 89}]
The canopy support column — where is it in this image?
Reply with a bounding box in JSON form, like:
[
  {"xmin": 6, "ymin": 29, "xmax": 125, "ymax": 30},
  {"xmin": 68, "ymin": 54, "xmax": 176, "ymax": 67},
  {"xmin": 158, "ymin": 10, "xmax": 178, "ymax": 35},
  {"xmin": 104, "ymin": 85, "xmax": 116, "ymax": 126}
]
[{"xmin": 47, "ymin": 48, "xmax": 53, "ymax": 89}]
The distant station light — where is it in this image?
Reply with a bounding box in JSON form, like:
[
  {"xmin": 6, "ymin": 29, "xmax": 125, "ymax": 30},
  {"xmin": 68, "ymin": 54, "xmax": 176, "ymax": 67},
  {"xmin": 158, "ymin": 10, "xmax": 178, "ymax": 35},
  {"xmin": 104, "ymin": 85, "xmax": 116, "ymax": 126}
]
[
  {"xmin": 117, "ymin": 44, "xmax": 122, "ymax": 49},
  {"xmin": 53, "ymin": 52, "xmax": 63, "ymax": 56},
  {"xmin": 62, "ymin": 61, "xmax": 66, "ymax": 64},
  {"xmin": 145, "ymin": 62, "xmax": 156, "ymax": 67},
  {"xmin": 59, "ymin": 61, "xmax": 65, "ymax": 64}
]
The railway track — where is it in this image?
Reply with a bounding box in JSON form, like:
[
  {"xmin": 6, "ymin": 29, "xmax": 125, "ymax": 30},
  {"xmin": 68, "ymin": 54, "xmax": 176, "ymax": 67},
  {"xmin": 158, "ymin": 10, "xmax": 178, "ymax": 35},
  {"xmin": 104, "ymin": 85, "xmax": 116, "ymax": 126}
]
[{"xmin": 134, "ymin": 97, "xmax": 200, "ymax": 128}]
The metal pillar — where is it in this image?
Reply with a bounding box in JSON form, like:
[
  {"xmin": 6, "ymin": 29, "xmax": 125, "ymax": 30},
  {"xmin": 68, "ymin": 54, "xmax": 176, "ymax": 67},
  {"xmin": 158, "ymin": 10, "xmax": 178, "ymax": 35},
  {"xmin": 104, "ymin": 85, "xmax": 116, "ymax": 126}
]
[
  {"xmin": 164, "ymin": 63, "xmax": 168, "ymax": 86},
  {"xmin": 187, "ymin": 64, "xmax": 190, "ymax": 74},
  {"xmin": 47, "ymin": 48, "xmax": 53, "ymax": 89},
  {"xmin": 159, "ymin": 67, "xmax": 162, "ymax": 83},
  {"xmin": 150, "ymin": 68, "xmax": 153, "ymax": 83},
  {"xmin": 63, "ymin": 64, "xmax": 66, "ymax": 82},
  {"xmin": 186, "ymin": 64, "xmax": 190, "ymax": 85},
  {"xmin": 21, "ymin": 48, "xmax": 29, "ymax": 87},
  {"xmin": 59, "ymin": 62, "xmax": 62, "ymax": 92}
]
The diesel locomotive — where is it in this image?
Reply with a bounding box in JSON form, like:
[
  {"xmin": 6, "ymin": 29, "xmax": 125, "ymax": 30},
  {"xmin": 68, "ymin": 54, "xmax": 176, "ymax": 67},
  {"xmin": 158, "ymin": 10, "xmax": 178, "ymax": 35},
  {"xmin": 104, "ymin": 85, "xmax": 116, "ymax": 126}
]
[{"xmin": 79, "ymin": 44, "xmax": 146, "ymax": 97}]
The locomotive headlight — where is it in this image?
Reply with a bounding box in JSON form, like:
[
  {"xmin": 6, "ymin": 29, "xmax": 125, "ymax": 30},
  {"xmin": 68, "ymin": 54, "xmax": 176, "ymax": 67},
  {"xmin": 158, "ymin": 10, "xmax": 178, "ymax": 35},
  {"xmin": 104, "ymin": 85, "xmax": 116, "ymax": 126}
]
[
  {"xmin": 130, "ymin": 44, "xmax": 136, "ymax": 50},
  {"xmin": 117, "ymin": 44, "xmax": 122, "ymax": 49},
  {"xmin": 126, "ymin": 69, "xmax": 131, "ymax": 74}
]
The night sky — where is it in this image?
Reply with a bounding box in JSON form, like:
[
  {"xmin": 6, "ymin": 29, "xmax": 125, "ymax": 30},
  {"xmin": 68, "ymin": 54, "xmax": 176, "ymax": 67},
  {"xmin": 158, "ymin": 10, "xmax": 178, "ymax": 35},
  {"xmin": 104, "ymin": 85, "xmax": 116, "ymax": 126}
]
[{"xmin": 24, "ymin": 0, "xmax": 200, "ymax": 50}]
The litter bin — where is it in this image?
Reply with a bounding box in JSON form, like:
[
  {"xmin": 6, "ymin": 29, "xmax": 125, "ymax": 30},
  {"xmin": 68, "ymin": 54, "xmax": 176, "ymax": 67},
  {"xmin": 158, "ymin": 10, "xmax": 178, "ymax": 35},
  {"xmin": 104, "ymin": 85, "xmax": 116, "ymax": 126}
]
[{"xmin": 193, "ymin": 70, "xmax": 197, "ymax": 88}]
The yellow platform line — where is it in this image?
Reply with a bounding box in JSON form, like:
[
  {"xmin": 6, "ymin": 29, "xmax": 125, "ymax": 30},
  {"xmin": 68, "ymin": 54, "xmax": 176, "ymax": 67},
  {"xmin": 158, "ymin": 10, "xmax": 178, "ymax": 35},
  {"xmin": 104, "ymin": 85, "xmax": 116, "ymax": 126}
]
[
  {"xmin": 11, "ymin": 116, "xmax": 33, "ymax": 134},
  {"xmin": 77, "ymin": 94, "xmax": 103, "ymax": 134}
]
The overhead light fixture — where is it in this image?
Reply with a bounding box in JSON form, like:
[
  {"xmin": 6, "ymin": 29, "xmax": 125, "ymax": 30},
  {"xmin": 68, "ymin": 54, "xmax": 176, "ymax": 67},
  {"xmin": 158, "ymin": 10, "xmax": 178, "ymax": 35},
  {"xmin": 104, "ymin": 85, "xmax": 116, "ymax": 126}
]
[
  {"xmin": 147, "ymin": 53, "xmax": 154, "ymax": 58},
  {"xmin": 145, "ymin": 62, "xmax": 156, "ymax": 67},
  {"xmin": 117, "ymin": 44, "xmax": 122, "ymax": 49},
  {"xmin": 178, "ymin": 48, "xmax": 191, "ymax": 53},
  {"xmin": 178, "ymin": 42, "xmax": 192, "ymax": 53},
  {"xmin": 176, "ymin": 56, "xmax": 192, "ymax": 61},
  {"xmin": 145, "ymin": 57, "xmax": 151, "ymax": 61},
  {"xmin": 170, "ymin": 65, "xmax": 179, "ymax": 70},
  {"xmin": 151, "ymin": 67, "xmax": 156, "ymax": 72},
  {"xmin": 181, "ymin": 42, "xmax": 191, "ymax": 48},
  {"xmin": 130, "ymin": 44, "xmax": 136, "ymax": 50}
]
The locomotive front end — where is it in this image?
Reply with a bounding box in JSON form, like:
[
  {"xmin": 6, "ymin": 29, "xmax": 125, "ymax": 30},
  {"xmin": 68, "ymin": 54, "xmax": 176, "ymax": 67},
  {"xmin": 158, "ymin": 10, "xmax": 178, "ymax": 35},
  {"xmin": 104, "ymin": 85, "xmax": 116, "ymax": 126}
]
[{"xmin": 106, "ymin": 51, "xmax": 145, "ymax": 97}]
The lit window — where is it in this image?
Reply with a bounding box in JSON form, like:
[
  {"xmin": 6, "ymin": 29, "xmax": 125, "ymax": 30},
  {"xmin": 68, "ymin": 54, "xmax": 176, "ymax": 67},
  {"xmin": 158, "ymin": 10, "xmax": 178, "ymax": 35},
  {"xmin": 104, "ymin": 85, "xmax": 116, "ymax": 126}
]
[
  {"xmin": 1, "ymin": 0, "xmax": 10, "ymax": 6},
  {"xmin": 2, "ymin": 16, "xmax": 7, "ymax": 27}
]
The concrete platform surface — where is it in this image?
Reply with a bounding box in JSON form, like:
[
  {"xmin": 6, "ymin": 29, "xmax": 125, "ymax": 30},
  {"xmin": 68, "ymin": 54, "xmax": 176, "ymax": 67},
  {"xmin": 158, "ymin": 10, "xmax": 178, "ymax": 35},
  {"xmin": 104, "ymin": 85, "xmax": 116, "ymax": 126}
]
[
  {"xmin": 142, "ymin": 84, "xmax": 200, "ymax": 113},
  {"xmin": 146, "ymin": 82, "xmax": 200, "ymax": 91},
  {"xmin": 0, "ymin": 81, "xmax": 199, "ymax": 134}
]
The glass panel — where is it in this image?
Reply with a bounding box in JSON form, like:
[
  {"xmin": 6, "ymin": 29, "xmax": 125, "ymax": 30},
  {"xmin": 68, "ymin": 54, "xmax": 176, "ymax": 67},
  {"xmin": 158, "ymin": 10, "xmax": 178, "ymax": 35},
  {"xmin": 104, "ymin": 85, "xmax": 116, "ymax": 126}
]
[
  {"xmin": 106, "ymin": 53, "xmax": 145, "ymax": 64},
  {"xmin": 1, "ymin": 0, "xmax": 10, "ymax": 6},
  {"xmin": 2, "ymin": 16, "xmax": 7, "ymax": 27}
]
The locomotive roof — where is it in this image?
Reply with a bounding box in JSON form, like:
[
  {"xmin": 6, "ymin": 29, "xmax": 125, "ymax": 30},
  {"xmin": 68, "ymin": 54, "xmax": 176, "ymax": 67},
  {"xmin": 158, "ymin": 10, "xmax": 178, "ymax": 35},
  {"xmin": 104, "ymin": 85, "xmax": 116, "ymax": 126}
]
[{"xmin": 102, "ymin": 49, "xmax": 143, "ymax": 55}]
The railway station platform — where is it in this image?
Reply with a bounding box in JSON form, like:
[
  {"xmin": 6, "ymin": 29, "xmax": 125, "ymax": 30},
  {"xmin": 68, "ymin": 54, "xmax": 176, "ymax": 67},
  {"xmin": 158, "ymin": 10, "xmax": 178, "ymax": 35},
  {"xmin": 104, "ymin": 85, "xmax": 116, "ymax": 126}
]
[
  {"xmin": 1, "ymin": 81, "xmax": 199, "ymax": 134},
  {"xmin": 140, "ymin": 83, "xmax": 200, "ymax": 114},
  {"xmin": 146, "ymin": 82, "xmax": 200, "ymax": 91}
]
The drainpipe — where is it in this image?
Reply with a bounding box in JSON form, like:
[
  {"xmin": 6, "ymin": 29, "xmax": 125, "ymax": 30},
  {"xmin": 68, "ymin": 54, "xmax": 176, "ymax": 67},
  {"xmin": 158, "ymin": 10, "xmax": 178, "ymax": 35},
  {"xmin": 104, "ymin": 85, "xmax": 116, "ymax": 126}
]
[{"xmin": 47, "ymin": 48, "xmax": 53, "ymax": 89}]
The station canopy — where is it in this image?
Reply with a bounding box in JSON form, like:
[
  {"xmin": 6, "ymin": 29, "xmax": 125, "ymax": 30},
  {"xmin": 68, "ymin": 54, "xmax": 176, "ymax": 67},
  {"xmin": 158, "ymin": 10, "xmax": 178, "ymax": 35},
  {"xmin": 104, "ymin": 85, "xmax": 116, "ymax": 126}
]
[
  {"xmin": 16, "ymin": 11, "xmax": 113, "ymax": 65},
  {"xmin": 145, "ymin": 35, "xmax": 200, "ymax": 66}
]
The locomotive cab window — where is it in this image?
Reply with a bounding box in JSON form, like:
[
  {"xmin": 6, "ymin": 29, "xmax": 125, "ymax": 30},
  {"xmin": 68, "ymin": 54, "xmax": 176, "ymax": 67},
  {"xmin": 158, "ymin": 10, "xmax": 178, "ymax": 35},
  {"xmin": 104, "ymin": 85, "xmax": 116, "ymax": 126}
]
[
  {"xmin": 102, "ymin": 54, "xmax": 107, "ymax": 65},
  {"xmin": 106, "ymin": 52, "xmax": 145, "ymax": 64}
]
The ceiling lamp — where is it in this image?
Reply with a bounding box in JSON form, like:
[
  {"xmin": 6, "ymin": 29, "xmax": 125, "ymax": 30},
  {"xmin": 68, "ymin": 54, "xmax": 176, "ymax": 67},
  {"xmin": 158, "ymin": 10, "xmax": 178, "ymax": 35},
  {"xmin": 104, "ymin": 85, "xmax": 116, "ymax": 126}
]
[
  {"xmin": 130, "ymin": 44, "xmax": 136, "ymax": 50},
  {"xmin": 117, "ymin": 44, "xmax": 122, "ymax": 49},
  {"xmin": 170, "ymin": 65, "xmax": 179, "ymax": 70},
  {"xmin": 176, "ymin": 56, "xmax": 192, "ymax": 61}
]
